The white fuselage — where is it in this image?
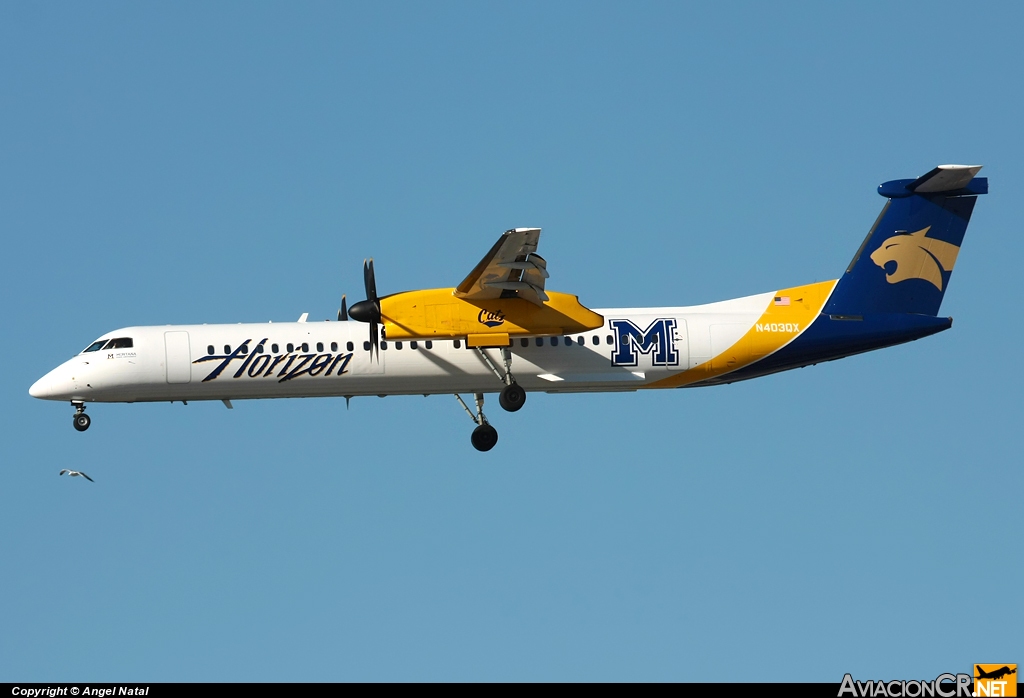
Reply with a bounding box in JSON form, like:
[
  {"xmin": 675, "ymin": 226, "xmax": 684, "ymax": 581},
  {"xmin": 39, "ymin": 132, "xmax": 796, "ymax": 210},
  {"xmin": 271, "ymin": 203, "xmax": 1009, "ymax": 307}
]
[{"xmin": 29, "ymin": 291, "xmax": 777, "ymax": 404}]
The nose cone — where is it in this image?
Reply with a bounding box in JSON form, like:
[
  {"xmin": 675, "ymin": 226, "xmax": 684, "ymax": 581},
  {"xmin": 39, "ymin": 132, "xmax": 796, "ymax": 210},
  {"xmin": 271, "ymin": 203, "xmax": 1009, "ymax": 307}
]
[
  {"xmin": 29, "ymin": 376, "xmax": 50, "ymax": 398},
  {"xmin": 29, "ymin": 365, "xmax": 74, "ymax": 401}
]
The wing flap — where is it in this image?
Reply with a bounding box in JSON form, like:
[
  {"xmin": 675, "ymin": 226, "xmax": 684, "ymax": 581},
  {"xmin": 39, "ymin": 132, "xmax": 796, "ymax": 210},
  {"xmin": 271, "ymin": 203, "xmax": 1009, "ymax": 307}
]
[
  {"xmin": 455, "ymin": 228, "xmax": 547, "ymax": 305},
  {"xmin": 482, "ymin": 280, "xmax": 549, "ymax": 303}
]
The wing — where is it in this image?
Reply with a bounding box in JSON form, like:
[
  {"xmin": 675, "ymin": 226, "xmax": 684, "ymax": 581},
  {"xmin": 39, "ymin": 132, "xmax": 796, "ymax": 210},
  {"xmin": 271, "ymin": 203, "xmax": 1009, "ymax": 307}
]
[
  {"xmin": 454, "ymin": 228, "xmax": 550, "ymax": 306},
  {"xmin": 81, "ymin": 472, "xmax": 94, "ymax": 482},
  {"xmin": 60, "ymin": 469, "xmax": 68, "ymax": 476}
]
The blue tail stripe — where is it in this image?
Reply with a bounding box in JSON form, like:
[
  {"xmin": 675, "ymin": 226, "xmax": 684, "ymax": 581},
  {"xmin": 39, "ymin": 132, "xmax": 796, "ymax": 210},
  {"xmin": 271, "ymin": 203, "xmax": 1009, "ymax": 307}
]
[{"xmin": 703, "ymin": 313, "xmax": 952, "ymax": 385}]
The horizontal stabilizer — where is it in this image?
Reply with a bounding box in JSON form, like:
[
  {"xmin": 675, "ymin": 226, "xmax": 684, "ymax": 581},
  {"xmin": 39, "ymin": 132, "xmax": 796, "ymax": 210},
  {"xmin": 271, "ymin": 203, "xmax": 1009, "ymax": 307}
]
[{"xmin": 909, "ymin": 164, "xmax": 983, "ymax": 193}]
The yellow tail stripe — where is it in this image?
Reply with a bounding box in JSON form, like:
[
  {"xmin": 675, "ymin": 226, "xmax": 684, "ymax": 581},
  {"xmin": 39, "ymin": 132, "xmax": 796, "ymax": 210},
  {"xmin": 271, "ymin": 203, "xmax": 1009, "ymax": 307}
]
[{"xmin": 647, "ymin": 280, "xmax": 838, "ymax": 388}]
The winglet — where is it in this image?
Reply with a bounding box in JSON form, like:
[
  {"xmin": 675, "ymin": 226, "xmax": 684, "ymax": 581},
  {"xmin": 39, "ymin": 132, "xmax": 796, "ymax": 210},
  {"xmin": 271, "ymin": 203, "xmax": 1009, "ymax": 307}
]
[{"xmin": 297, "ymin": 313, "xmax": 309, "ymax": 323}]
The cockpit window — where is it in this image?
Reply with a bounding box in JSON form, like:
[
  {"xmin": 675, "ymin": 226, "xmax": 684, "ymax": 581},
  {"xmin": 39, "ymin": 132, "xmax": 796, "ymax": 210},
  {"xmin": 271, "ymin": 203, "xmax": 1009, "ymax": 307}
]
[
  {"xmin": 82, "ymin": 340, "xmax": 106, "ymax": 353},
  {"xmin": 102, "ymin": 337, "xmax": 134, "ymax": 349}
]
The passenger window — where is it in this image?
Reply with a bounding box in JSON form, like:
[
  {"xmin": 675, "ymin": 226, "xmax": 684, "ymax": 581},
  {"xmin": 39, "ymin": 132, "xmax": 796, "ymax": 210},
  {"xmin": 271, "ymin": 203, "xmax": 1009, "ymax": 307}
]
[
  {"xmin": 396, "ymin": 341, "xmax": 403, "ymax": 350},
  {"xmin": 591, "ymin": 336, "xmax": 599, "ymax": 346},
  {"xmin": 520, "ymin": 338, "xmax": 529, "ymax": 347},
  {"xmin": 83, "ymin": 340, "xmax": 106, "ymax": 353},
  {"xmin": 331, "ymin": 342, "xmax": 338, "ymax": 352},
  {"xmin": 207, "ymin": 345, "xmax": 215, "ymax": 355},
  {"xmin": 255, "ymin": 344, "xmax": 263, "ymax": 353},
  {"xmin": 577, "ymin": 337, "xmax": 584, "ymax": 346},
  {"xmin": 536, "ymin": 338, "xmax": 543, "ymax": 347},
  {"xmin": 224, "ymin": 345, "xmax": 231, "ymax": 354},
  {"xmin": 317, "ymin": 342, "xmax": 324, "ymax": 352},
  {"xmin": 381, "ymin": 341, "xmax": 388, "ymax": 350},
  {"xmin": 606, "ymin": 335, "xmax": 614, "ymax": 345},
  {"xmin": 287, "ymin": 343, "xmax": 294, "ymax": 352},
  {"xmin": 425, "ymin": 341, "xmax": 432, "ymax": 349},
  {"xmin": 301, "ymin": 343, "xmax": 309, "ymax": 352},
  {"xmin": 551, "ymin": 337, "xmax": 558, "ymax": 346},
  {"xmin": 410, "ymin": 341, "xmax": 418, "ymax": 349},
  {"xmin": 453, "ymin": 340, "xmax": 461, "ymax": 349},
  {"xmin": 272, "ymin": 344, "xmax": 279, "ymax": 353},
  {"xmin": 240, "ymin": 345, "xmax": 248, "ymax": 355},
  {"xmin": 363, "ymin": 341, "xmax": 370, "ymax": 351},
  {"xmin": 347, "ymin": 341, "xmax": 354, "ymax": 351}
]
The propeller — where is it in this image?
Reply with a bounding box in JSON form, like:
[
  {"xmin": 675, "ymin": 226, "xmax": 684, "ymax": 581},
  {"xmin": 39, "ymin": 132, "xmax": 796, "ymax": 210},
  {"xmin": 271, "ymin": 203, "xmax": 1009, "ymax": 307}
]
[
  {"xmin": 348, "ymin": 258, "xmax": 382, "ymax": 358},
  {"xmin": 337, "ymin": 294, "xmax": 348, "ymax": 321}
]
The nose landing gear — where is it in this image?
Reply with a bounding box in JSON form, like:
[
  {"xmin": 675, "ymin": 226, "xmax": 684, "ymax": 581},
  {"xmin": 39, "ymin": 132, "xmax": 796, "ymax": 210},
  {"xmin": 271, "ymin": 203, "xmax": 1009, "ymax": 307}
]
[
  {"xmin": 456, "ymin": 393, "xmax": 498, "ymax": 452},
  {"xmin": 71, "ymin": 402, "xmax": 91, "ymax": 432}
]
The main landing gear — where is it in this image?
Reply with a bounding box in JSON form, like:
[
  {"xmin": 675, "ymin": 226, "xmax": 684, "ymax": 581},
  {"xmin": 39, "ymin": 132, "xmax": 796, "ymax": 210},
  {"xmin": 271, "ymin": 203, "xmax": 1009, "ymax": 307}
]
[
  {"xmin": 455, "ymin": 346, "xmax": 528, "ymax": 451},
  {"xmin": 475, "ymin": 346, "xmax": 527, "ymax": 413},
  {"xmin": 456, "ymin": 393, "xmax": 499, "ymax": 452},
  {"xmin": 499, "ymin": 382, "xmax": 526, "ymax": 412},
  {"xmin": 72, "ymin": 401, "xmax": 91, "ymax": 432}
]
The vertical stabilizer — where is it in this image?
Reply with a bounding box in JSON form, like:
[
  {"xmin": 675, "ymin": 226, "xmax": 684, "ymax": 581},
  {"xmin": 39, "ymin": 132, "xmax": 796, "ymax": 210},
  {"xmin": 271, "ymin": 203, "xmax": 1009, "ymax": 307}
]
[{"xmin": 824, "ymin": 165, "xmax": 986, "ymax": 317}]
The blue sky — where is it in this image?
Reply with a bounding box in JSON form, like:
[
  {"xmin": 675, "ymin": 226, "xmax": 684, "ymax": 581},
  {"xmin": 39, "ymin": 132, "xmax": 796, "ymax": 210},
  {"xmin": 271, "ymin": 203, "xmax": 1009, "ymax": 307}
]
[{"xmin": 2, "ymin": 1, "xmax": 1020, "ymax": 681}]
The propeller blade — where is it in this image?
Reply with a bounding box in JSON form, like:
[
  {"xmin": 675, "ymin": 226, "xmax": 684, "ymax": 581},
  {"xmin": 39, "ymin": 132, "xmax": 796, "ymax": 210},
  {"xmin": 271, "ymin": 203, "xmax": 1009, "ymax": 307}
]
[
  {"xmin": 338, "ymin": 294, "xmax": 348, "ymax": 321},
  {"xmin": 351, "ymin": 258, "xmax": 382, "ymax": 360},
  {"xmin": 364, "ymin": 258, "xmax": 377, "ymax": 302}
]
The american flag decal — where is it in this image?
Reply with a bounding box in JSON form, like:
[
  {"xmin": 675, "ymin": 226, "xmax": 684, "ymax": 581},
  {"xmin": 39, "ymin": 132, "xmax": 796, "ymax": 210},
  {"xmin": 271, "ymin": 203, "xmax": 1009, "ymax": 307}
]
[{"xmin": 774, "ymin": 296, "xmax": 790, "ymax": 306}]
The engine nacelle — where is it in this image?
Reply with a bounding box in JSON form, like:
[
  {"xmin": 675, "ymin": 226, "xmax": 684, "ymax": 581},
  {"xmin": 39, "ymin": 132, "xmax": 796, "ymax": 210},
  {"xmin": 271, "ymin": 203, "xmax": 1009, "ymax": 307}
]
[{"xmin": 379, "ymin": 287, "xmax": 604, "ymax": 345}]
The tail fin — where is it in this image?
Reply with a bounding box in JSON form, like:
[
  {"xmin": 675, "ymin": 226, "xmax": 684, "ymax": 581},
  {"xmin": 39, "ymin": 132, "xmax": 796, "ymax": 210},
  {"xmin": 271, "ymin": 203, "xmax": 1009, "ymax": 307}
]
[{"xmin": 824, "ymin": 164, "xmax": 987, "ymax": 316}]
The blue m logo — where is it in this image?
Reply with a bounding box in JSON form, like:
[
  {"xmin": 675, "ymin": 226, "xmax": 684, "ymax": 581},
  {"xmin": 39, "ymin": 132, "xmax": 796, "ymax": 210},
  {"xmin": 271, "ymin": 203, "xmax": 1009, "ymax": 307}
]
[{"xmin": 609, "ymin": 318, "xmax": 679, "ymax": 367}]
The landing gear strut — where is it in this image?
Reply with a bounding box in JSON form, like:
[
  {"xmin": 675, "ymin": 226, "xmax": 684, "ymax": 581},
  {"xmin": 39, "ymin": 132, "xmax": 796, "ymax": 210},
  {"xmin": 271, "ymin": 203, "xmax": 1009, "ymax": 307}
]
[
  {"xmin": 475, "ymin": 346, "xmax": 527, "ymax": 413},
  {"xmin": 456, "ymin": 393, "xmax": 498, "ymax": 452},
  {"xmin": 71, "ymin": 401, "xmax": 91, "ymax": 432}
]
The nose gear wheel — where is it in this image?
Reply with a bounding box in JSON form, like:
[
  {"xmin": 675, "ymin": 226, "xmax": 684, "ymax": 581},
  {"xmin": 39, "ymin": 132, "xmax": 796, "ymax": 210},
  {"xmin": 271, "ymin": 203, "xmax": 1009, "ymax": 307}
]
[{"xmin": 71, "ymin": 402, "xmax": 91, "ymax": 432}]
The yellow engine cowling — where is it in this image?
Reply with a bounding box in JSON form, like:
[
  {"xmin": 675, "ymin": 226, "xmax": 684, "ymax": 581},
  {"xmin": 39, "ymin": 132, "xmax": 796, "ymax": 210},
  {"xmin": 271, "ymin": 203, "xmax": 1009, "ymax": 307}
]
[{"xmin": 379, "ymin": 288, "xmax": 604, "ymax": 345}]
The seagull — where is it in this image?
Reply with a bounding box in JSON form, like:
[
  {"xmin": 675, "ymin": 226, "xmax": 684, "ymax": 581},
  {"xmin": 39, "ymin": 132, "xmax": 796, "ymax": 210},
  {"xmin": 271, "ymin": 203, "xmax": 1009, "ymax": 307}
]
[{"xmin": 59, "ymin": 469, "xmax": 94, "ymax": 482}]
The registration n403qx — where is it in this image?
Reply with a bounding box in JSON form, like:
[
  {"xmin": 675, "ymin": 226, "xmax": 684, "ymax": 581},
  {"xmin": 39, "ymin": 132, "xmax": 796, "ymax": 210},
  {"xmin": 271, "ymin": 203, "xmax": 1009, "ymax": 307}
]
[{"xmin": 30, "ymin": 164, "xmax": 987, "ymax": 451}]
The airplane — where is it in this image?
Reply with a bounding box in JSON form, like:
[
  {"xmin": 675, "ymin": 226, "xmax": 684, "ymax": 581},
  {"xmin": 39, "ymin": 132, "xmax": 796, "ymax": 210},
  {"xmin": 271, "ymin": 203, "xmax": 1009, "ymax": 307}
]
[
  {"xmin": 975, "ymin": 666, "xmax": 1016, "ymax": 681},
  {"xmin": 29, "ymin": 164, "xmax": 987, "ymax": 452}
]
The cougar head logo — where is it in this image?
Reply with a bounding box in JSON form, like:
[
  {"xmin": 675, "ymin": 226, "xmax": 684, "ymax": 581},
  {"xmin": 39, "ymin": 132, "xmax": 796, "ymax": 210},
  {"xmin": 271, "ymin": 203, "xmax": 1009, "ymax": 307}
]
[{"xmin": 870, "ymin": 226, "xmax": 960, "ymax": 291}]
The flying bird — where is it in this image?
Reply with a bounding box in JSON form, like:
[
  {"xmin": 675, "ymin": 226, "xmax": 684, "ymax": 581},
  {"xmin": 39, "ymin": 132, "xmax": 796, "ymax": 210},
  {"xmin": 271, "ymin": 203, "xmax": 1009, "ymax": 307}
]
[{"xmin": 59, "ymin": 469, "xmax": 94, "ymax": 482}]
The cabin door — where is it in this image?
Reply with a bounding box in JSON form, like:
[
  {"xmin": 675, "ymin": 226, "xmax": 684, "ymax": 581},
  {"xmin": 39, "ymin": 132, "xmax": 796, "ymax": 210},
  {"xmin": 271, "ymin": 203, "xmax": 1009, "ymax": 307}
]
[{"xmin": 164, "ymin": 331, "xmax": 192, "ymax": 384}]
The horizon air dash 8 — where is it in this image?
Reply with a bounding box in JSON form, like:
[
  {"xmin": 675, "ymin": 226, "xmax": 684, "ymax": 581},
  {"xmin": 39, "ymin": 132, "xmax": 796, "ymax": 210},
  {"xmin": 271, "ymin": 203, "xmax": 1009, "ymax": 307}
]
[{"xmin": 29, "ymin": 164, "xmax": 987, "ymax": 451}]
